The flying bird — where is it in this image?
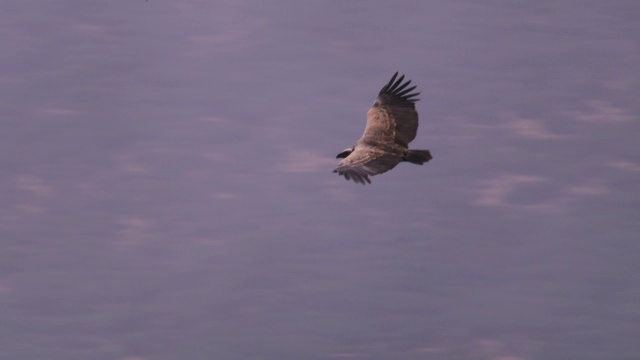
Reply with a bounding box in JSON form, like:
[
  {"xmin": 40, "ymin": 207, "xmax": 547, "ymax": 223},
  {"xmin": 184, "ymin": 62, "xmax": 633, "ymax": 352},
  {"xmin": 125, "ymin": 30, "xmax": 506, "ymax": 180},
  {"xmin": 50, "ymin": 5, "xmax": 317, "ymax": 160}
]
[{"xmin": 333, "ymin": 72, "xmax": 432, "ymax": 184}]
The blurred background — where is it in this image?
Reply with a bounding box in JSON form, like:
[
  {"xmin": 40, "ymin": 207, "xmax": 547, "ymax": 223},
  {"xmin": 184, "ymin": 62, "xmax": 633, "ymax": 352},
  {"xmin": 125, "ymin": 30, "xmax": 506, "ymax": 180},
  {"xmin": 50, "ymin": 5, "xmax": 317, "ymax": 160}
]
[{"xmin": 1, "ymin": 1, "xmax": 639, "ymax": 359}]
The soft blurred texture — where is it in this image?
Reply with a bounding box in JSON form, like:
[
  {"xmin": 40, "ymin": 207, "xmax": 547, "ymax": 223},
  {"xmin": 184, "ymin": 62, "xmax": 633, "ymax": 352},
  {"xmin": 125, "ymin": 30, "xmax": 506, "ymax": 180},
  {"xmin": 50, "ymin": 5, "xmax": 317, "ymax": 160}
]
[{"xmin": 1, "ymin": 1, "xmax": 639, "ymax": 359}]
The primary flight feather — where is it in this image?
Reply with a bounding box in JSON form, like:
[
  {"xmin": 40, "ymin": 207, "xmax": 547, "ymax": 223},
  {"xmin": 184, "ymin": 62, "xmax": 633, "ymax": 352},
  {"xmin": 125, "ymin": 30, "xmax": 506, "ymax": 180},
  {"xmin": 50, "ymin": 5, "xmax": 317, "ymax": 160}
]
[{"xmin": 333, "ymin": 72, "xmax": 433, "ymax": 184}]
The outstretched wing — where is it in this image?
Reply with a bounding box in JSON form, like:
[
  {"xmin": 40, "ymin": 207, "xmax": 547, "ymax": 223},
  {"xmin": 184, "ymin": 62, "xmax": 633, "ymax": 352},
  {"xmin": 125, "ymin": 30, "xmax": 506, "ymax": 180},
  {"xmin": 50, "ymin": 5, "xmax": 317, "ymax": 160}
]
[
  {"xmin": 362, "ymin": 72, "xmax": 420, "ymax": 147},
  {"xmin": 333, "ymin": 147, "xmax": 403, "ymax": 185}
]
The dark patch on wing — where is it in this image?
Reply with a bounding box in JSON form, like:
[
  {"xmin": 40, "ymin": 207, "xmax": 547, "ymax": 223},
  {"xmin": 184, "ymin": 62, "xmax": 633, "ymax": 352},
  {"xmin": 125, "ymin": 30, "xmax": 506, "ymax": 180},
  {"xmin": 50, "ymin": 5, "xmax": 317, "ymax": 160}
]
[{"xmin": 375, "ymin": 72, "xmax": 420, "ymax": 108}]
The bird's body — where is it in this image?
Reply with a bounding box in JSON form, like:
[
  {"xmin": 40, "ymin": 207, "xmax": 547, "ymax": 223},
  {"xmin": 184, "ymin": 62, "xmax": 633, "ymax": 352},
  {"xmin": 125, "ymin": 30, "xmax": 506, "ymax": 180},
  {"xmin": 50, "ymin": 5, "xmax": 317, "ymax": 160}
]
[{"xmin": 333, "ymin": 72, "xmax": 432, "ymax": 184}]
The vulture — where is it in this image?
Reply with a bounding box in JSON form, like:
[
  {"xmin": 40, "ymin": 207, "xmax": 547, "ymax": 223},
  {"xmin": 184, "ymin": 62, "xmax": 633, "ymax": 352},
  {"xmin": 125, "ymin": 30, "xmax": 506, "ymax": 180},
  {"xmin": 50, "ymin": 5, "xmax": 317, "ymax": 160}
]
[{"xmin": 333, "ymin": 72, "xmax": 432, "ymax": 184}]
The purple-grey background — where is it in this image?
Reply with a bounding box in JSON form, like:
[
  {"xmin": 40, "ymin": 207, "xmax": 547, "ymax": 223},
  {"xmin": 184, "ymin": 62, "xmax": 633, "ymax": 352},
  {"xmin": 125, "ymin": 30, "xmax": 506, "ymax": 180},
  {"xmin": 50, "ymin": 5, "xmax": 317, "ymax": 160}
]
[{"xmin": 1, "ymin": 1, "xmax": 639, "ymax": 359}]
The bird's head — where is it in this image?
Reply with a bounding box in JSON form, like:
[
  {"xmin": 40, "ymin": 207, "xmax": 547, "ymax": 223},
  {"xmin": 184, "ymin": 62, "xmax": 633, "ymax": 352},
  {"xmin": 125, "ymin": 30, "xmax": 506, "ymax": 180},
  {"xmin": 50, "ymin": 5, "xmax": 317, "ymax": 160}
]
[{"xmin": 336, "ymin": 148, "xmax": 353, "ymax": 159}]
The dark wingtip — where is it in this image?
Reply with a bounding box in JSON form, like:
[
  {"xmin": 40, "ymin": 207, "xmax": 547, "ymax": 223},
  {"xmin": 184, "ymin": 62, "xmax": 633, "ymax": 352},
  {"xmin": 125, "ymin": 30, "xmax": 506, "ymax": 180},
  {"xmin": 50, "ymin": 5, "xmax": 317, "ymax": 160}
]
[
  {"xmin": 378, "ymin": 72, "xmax": 419, "ymax": 104},
  {"xmin": 380, "ymin": 72, "xmax": 398, "ymax": 95}
]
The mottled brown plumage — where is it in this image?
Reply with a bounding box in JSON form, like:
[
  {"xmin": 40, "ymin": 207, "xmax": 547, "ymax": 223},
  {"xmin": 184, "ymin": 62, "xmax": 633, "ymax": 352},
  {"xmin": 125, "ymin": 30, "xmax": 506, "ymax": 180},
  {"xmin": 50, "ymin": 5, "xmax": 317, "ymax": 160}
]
[{"xmin": 333, "ymin": 72, "xmax": 432, "ymax": 185}]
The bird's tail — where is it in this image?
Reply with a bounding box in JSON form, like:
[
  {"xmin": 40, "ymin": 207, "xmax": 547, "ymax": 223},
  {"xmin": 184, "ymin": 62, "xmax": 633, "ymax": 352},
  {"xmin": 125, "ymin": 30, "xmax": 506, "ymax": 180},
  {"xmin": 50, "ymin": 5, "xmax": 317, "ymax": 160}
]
[{"xmin": 404, "ymin": 150, "xmax": 432, "ymax": 165}]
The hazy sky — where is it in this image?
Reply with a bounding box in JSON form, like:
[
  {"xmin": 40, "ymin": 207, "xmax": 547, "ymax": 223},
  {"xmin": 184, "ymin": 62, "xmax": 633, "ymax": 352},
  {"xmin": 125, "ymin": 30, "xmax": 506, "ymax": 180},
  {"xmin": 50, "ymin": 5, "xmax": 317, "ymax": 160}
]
[{"xmin": 1, "ymin": 1, "xmax": 639, "ymax": 359}]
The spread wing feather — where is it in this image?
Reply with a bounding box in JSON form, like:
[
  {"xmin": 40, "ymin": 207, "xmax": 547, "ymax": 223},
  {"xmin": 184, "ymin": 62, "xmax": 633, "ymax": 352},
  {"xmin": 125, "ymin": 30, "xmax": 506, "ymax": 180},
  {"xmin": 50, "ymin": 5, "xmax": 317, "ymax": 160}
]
[
  {"xmin": 333, "ymin": 147, "xmax": 403, "ymax": 185},
  {"xmin": 363, "ymin": 72, "xmax": 420, "ymax": 147}
]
